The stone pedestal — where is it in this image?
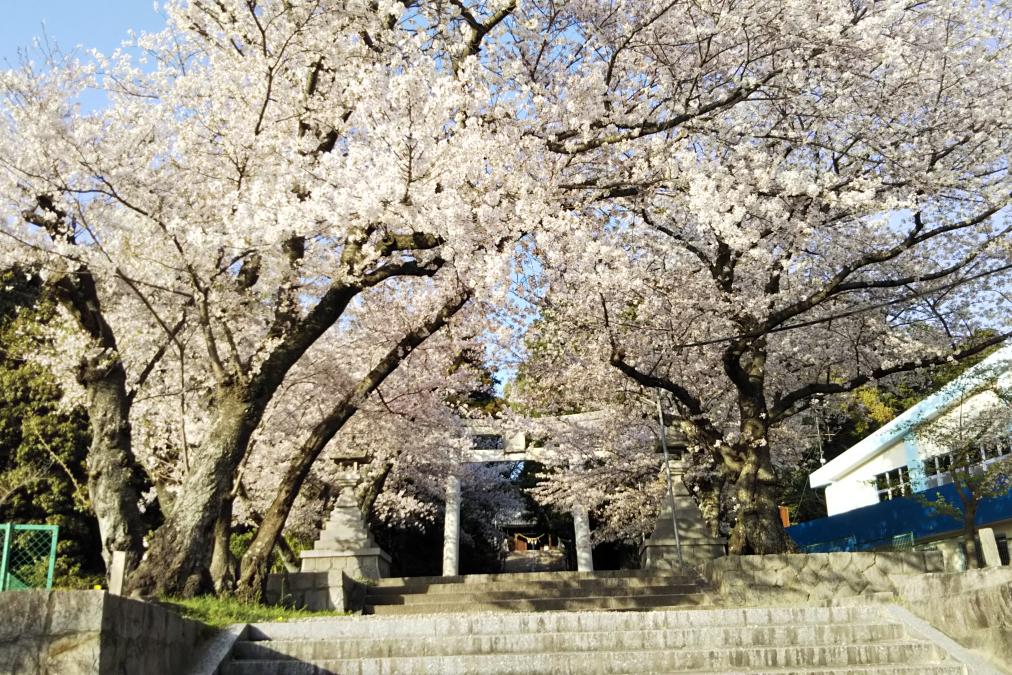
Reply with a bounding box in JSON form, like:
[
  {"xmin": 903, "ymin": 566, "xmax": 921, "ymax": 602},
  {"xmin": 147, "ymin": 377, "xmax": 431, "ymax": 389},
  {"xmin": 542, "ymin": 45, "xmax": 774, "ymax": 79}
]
[
  {"xmin": 641, "ymin": 462, "xmax": 725, "ymax": 570},
  {"xmin": 298, "ymin": 479, "xmax": 390, "ymax": 580}
]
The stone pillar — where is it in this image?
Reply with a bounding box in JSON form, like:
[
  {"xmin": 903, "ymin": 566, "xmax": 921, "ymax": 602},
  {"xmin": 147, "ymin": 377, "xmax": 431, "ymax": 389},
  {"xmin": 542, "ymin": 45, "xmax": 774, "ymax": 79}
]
[
  {"xmin": 442, "ymin": 475, "xmax": 461, "ymax": 577},
  {"xmin": 296, "ymin": 472, "xmax": 391, "ymax": 578},
  {"xmin": 108, "ymin": 551, "xmax": 126, "ymax": 595},
  {"xmin": 572, "ymin": 503, "xmax": 594, "ymax": 572},
  {"xmin": 978, "ymin": 528, "xmax": 1003, "ymax": 568}
]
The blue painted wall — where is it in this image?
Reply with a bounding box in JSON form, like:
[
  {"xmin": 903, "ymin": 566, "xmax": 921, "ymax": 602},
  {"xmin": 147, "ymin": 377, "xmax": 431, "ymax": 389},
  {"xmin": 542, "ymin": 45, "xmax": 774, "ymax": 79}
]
[{"xmin": 787, "ymin": 483, "xmax": 1012, "ymax": 551}]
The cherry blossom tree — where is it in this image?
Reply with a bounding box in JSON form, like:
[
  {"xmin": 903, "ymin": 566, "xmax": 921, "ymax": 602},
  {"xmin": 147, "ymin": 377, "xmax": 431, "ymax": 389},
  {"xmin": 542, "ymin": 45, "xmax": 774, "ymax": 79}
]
[
  {"xmin": 3, "ymin": 0, "xmax": 1010, "ymax": 593},
  {"xmin": 512, "ymin": 0, "xmax": 1012, "ymax": 553},
  {"xmin": 0, "ymin": 0, "xmax": 535, "ymax": 595}
]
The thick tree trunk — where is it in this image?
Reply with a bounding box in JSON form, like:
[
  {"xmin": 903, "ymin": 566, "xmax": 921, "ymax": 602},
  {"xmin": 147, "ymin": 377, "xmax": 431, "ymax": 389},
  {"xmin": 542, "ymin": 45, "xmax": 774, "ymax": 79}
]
[
  {"xmin": 235, "ymin": 290, "xmax": 469, "ymax": 601},
  {"xmin": 49, "ymin": 266, "xmax": 148, "ymax": 576},
  {"xmin": 723, "ymin": 339, "xmax": 793, "ymax": 555},
  {"xmin": 81, "ymin": 358, "xmax": 148, "ymax": 573},
  {"xmin": 209, "ymin": 494, "xmax": 236, "ymax": 594},
  {"xmin": 726, "ymin": 445, "xmax": 794, "ymax": 554},
  {"xmin": 127, "ymin": 392, "xmax": 259, "ymax": 597}
]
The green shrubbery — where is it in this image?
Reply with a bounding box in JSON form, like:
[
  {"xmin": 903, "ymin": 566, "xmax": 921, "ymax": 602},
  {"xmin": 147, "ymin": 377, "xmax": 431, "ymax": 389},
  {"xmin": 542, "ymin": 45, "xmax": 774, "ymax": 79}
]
[{"xmin": 161, "ymin": 595, "xmax": 346, "ymax": 628}]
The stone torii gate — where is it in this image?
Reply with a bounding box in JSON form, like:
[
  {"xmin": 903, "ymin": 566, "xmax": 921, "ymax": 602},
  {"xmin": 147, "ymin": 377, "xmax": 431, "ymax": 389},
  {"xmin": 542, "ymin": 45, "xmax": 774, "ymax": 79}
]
[
  {"xmin": 441, "ymin": 424, "xmax": 595, "ymax": 577},
  {"xmin": 441, "ymin": 412, "xmax": 725, "ymax": 577}
]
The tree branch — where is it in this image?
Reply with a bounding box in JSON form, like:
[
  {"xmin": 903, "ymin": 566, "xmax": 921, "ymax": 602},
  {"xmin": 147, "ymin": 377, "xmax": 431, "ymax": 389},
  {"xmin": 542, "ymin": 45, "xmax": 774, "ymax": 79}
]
[{"xmin": 770, "ymin": 332, "xmax": 1012, "ymax": 422}]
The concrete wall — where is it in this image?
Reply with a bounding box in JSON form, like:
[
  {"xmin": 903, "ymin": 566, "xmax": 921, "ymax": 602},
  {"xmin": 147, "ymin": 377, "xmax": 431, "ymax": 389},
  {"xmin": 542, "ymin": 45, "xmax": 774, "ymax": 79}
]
[
  {"xmin": 698, "ymin": 552, "xmax": 1011, "ymax": 672},
  {"xmin": 825, "ymin": 438, "xmax": 909, "ymax": 515},
  {"xmin": 699, "ymin": 551, "xmax": 945, "ymax": 604},
  {"xmin": 0, "ymin": 590, "xmax": 207, "ymax": 675},
  {"xmin": 895, "ymin": 567, "xmax": 1012, "ymax": 674},
  {"xmin": 265, "ymin": 570, "xmax": 364, "ymax": 612}
]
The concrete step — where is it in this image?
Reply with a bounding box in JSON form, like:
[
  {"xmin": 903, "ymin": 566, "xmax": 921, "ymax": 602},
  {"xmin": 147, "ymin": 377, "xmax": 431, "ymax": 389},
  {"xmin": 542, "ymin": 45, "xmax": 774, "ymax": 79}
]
[
  {"xmin": 365, "ymin": 575, "xmax": 703, "ymax": 596},
  {"xmin": 246, "ymin": 606, "xmax": 888, "ymax": 640},
  {"xmin": 369, "ymin": 568, "xmax": 701, "ymax": 587},
  {"xmin": 365, "ymin": 583, "xmax": 704, "ymax": 605},
  {"xmin": 224, "ymin": 665, "xmax": 965, "ymax": 675},
  {"xmin": 222, "ymin": 641, "xmax": 946, "ymax": 674},
  {"xmin": 232, "ymin": 622, "xmax": 908, "ymax": 660},
  {"xmin": 364, "ymin": 591, "xmax": 711, "ymax": 615}
]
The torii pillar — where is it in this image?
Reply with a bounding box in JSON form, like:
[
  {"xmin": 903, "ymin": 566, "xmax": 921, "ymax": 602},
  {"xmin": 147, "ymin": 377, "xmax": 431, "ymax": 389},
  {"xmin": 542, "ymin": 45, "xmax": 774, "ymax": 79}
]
[
  {"xmin": 572, "ymin": 503, "xmax": 594, "ymax": 572},
  {"xmin": 442, "ymin": 475, "xmax": 461, "ymax": 576}
]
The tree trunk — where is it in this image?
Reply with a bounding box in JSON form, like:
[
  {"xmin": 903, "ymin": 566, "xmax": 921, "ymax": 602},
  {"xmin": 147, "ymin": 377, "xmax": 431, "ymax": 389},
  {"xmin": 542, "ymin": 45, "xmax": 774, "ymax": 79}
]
[
  {"xmin": 276, "ymin": 536, "xmax": 299, "ymax": 573},
  {"xmin": 726, "ymin": 444, "xmax": 794, "ymax": 554},
  {"xmin": 361, "ymin": 462, "xmax": 393, "ymax": 515},
  {"xmin": 49, "ymin": 268, "xmax": 148, "ymax": 576},
  {"xmin": 209, "ymin": 494, "xmax": 236, "ymax": 594},
  {"xmin": 235, "ymin": 289, "xmax": 470, "ymax": 601},
  {"xmin": 81, "ymin": 357, "xmax": 148, "ymax": 574},
  {"xmin": 963, "ymin": 506, "xmax": 979, "ymax": 569},
  {"xmin": 723, "ymin": 340, "xmax": 793, "ymax": 555},
  {"xmin": 127, "ymin": 392, "xmax": 259, "ymax": 597}
]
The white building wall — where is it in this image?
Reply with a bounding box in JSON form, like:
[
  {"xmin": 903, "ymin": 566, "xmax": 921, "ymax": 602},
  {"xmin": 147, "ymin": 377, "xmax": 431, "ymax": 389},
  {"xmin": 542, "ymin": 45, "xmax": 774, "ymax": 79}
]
[
  {"xmin": 824, "ymin": 439, "xmax": 911, "ymax": 516},
  {"xmin": 913, "ymin": 389, "xmax": 1004, "ymax": 460},
  {"xmin": 822, "ymin": 388, "xmax": 1010, "ymax": 516}
]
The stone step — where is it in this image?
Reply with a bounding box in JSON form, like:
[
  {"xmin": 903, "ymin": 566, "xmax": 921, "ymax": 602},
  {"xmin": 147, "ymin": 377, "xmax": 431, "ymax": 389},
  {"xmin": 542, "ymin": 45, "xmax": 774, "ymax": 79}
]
[
  {"xmin": 365, "ymin": 576, "xmax": 703, "ymax": 596},
  {"xmin": 366, "ymin": 583, "xmax": 704, "ymax": 605},
  {"xmin": 369, "ymin": 568, "xmax": 701, "ymax": 587},
  {"xmin": 222, "ymin": 641, "xmax": 946, "ymax": 674},
  {"xmin": 232, "ymin": 622, "xmax": 908, "ymax": 660},
  {"xmin": 224, "ymin": 665, "xmax": 964, "ymax": 675},
  {"xmin": 246, "ymin": 606, "xmax": 887, "ymax": 640},
  {"xmin": 364, "ymin": 592, "xmax": 711, "ymax": 615}
]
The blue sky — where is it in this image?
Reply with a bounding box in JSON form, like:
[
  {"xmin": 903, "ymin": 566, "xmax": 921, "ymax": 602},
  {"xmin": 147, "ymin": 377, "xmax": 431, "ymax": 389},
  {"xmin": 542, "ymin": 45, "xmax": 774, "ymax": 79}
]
[{"xmin": 0, "ymin": 2, "xmax": 164, "ymax": 68}]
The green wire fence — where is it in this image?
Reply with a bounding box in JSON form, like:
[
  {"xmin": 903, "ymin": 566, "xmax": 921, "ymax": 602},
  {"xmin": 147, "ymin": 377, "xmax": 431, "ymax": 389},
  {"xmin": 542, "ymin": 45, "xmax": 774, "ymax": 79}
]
[{"xmin": 0, "ymin": 524, "xmax": 59, "ymax": 590}]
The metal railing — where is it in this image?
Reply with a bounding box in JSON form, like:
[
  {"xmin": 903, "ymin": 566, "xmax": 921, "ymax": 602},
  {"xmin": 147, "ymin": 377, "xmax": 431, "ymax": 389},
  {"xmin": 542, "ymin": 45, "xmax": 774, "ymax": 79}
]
[
  {"xmin": 0, "ymin": 524, "xmax": 59, "ymax": 590},
  {"xmin": 801, "ymin": 531, "xmax": 928, "ymax": 554}
]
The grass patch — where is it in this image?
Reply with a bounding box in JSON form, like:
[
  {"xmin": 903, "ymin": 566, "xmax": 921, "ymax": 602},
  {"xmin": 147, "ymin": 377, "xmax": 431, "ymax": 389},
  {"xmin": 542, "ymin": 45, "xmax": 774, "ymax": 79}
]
[{"xmin": 161, "ymin": 595, "xmax": 347, "ymax": 628}]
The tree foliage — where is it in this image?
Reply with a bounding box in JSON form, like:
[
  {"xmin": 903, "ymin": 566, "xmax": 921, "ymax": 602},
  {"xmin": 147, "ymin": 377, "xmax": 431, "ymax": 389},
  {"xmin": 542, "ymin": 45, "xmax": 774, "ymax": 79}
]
[
  {"xmin": 0, "ymin": 270, "xmax": 103, "ymax": 585},
  {"xmin": 0, "ymin": 0, "xmax": 1009, "ymax": 588}
]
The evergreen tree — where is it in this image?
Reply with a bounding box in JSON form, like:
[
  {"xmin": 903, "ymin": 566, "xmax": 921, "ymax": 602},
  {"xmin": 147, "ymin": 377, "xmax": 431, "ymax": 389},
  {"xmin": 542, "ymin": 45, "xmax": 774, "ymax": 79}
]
[{"xmin": 0, "ymin": 269, "xmax": 103, "ymax": 586}]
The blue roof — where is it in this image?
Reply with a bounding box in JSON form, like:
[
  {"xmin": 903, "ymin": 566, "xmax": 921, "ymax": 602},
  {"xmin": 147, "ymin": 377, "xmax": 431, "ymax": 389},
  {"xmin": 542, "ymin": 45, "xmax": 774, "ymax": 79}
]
[{"xmin": 810, "ymin": 343, "xmax": 1012, "ymax": 488}]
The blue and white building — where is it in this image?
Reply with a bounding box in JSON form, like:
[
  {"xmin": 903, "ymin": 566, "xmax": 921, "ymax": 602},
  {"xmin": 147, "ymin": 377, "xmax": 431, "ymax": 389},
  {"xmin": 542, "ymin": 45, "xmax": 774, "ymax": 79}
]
[{"xmin": 789, "ymin": 344, "xmax": 1012, "ymax": 566}]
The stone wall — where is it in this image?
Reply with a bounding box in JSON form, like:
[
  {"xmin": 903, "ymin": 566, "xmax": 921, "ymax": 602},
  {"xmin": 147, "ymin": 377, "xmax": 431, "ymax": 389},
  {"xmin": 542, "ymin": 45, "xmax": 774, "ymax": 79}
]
[
  {"xmin": 894, "ymin": 567, "xmax": 1012, "ymax": 674},
  {"xmin": 0, "ymin": 590, "xmax": 208, "ymax": 675},
  {"xmin": 265, "ymin": 570, "xmax": 364, "ymax": 612},
  {"xmin": 698, "ymin": 551, "xmax": 945, "ymax": 604}
]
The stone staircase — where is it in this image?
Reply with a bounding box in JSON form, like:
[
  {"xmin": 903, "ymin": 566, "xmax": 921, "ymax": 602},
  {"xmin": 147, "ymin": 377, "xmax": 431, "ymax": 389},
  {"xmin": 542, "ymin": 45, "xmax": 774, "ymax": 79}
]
[
  {"xmin": 221, "ymin": 603, "xmax": 969, "ymax": 674},
  {"xmin": 364, "ymin": 569, "xmax": 710, "ymax": 616}
]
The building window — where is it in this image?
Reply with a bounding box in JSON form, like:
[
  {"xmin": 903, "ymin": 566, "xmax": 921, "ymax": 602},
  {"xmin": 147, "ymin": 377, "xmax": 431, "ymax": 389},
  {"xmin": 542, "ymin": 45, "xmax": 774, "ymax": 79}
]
[
  {"xmin": 875, "ymin": 466, "xmax": 911, "ymax": 502},
  {"xmin": 923, "ymin": 453, "xmax": 953, "ymax": 481},
  {"xmin": 922, "ymin": 440, "xmax": 1011, "ymax": 487},
  {"xmin": 977, "ymin": 439, "xmax": 1011, "ymax": 463}
]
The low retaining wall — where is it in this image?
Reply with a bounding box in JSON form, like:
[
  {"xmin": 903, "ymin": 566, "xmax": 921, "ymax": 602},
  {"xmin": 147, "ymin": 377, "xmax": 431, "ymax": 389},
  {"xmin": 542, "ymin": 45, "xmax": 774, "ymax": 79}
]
[
  {"xmin": 265, "ymin": 570, "xmax": 365, "ymax": 612},
  {"xmin": 699, "ymin": 551, "xmax": 945, "ymax": 603},
  {"xmin": 894, "ymin": 567, "xmax": 1012, "ymax": 674},
  {"xmin": 0, "ymin": 590, "xmax": 207, "ymax": 675},
  {"xmin": 697, "ymin": 552, "xmax": 1009, "ymax": 673}
]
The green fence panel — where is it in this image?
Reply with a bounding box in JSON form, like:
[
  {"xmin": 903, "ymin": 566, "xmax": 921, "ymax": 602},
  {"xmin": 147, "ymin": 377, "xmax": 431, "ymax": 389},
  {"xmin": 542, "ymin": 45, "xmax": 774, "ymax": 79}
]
[
  {"xmin": 0, "ymin": 525, "xmax": 10, "ymax": 589},
  {"xmin": 0, "ymin": 524, "xmax": 59, "ymax": 591}
]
